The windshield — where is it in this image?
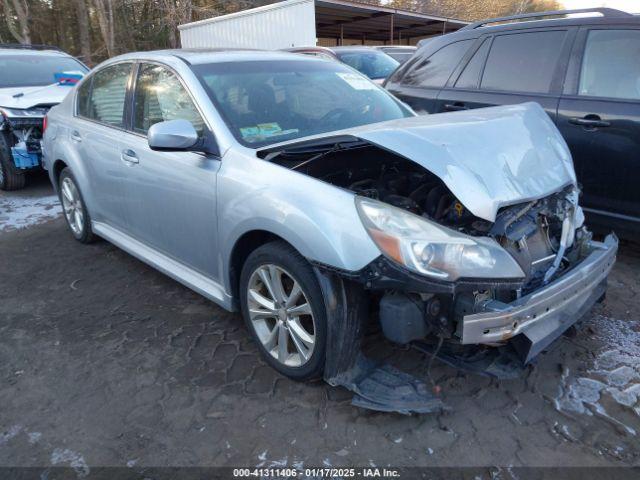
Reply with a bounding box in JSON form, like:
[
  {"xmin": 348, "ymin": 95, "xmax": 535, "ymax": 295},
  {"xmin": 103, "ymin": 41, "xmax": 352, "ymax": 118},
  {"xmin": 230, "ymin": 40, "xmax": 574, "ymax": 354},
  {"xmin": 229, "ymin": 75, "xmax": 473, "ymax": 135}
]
[
  {"xmin": 192, "ymin": 60, "xmax": 412, "ymax": 148},
  {"xmin": 334, "ymin": 50, "xmax": 400, "ymax": 79},
  {"xmin": 0, "ymin": 54, "xmax": 88, "ymax": 88}
]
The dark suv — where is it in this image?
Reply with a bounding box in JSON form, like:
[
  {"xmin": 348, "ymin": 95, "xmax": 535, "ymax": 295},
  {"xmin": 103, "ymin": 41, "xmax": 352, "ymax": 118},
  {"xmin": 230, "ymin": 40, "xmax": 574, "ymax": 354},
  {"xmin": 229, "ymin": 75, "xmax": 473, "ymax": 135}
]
[{"xmin": 385, "ymin": 8, "xmax": 640, "ymax": 236}]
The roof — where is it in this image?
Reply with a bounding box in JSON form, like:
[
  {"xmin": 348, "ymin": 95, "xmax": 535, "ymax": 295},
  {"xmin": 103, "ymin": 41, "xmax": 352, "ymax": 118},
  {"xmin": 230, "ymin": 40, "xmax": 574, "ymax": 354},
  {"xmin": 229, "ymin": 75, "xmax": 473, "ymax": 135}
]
[
  {"xmin": 315, "ymin": 0, "xmax": 468, "ymax": 40},
  {"xmin": 179, "ymin": 0, "xmax": 468, "ymax": 42},
  {"xmin": 375, "ymin": 45, "xmax": 417, "ymax": 50},
  {"xmin": 459, "ymin": 7, "xmax": 639, "ymax": 33},
  {"xmin": 112, "ymin": 48, "xmax": 322, "ymax": 66},
  {"xmin": 0, "ymin": 46, "xmax": 69, "ymax": 57}
]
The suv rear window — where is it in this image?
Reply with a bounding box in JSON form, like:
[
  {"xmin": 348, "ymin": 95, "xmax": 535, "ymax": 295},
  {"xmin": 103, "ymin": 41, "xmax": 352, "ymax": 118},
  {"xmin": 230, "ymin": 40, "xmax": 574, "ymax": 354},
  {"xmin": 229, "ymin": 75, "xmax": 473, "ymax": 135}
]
[
  {"xmin": 401, "ymin": 40, "xmax": 473, "ymax": 89},
  {"xmin": 481, "ymin": 31, "xmax": 567, "ymax": 94}
]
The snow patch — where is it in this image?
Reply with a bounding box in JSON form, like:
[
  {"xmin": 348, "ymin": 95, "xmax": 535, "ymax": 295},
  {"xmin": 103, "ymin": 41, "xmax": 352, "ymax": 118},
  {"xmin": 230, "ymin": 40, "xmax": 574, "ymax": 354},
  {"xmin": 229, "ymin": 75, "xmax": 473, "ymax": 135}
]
[
  {"xmin": 0, "ymin": 425, "xmax": 22, "ymax": 446},
  {"xmin": 0, "ymin": 194, "xmax": 61, "ymax": 232},
  {"xmin": 27, "ymin": 432, "xmax": 42, "ymax": 444},
  {"xmin": 555, "ymin": 315, "xmax": 640, "ymax": 435},
  {"xmin": 51, "ymin": 448, "xmax": 90, "ymax": 477}
]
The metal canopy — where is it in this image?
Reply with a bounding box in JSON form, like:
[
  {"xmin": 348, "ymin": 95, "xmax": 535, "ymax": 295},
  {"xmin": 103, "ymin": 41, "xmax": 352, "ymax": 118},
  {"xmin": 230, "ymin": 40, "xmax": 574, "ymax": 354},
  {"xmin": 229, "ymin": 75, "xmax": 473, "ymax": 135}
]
[{"xmin": 314, "ymin": 0, "xmax": 468, "ymax": 43}]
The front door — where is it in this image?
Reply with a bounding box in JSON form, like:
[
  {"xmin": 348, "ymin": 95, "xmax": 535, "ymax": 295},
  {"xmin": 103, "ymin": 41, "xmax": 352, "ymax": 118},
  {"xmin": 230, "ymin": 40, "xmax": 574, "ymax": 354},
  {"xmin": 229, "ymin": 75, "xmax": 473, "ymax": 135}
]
[
  {"xmin": 118, "ymin": 62, "xmax": 221, "ymax": 279},
  {"xmin": 557, "ymin": 27, "xmax": 640, "ymax": 230}
]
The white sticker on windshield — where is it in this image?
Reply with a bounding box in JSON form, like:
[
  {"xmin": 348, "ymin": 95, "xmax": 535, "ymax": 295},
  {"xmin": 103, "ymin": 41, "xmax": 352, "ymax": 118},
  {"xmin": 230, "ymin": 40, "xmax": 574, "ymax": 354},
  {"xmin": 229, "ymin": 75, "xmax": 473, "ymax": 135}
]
[{"xmin": 336, "ymin": 72, "xmax": 377, "ymax": 90}]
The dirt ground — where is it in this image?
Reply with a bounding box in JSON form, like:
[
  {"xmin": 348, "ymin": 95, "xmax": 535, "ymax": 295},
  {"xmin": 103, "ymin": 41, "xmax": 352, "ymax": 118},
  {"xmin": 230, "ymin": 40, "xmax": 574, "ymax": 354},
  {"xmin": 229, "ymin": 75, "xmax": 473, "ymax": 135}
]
[{"xmin": 1, "ymin": 176, "xmax": 639, "ymax": 477}]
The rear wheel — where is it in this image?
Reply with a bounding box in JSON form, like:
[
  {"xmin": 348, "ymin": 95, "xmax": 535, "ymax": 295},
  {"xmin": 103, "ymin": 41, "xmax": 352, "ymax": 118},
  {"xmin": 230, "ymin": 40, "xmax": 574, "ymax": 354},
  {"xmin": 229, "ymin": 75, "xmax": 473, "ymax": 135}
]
[
  {"xmin": 239, "ymin": 241, "xmax": 326, "ymax": 381},
  {"xmin": 58, "ymin": 168, "xmax": 95, "ymax": 243},
  {"xmin": 0, "ymin": 132, "xmax": 26, "ymax": 191}
]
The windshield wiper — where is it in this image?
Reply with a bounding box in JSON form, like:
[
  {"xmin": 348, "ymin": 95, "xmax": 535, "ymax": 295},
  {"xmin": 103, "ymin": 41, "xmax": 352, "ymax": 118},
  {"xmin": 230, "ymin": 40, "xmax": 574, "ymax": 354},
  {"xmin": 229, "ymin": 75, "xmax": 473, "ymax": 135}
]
[{"xmin": 260, "ymin": 136, "xmax": 367, "ymax": 162}]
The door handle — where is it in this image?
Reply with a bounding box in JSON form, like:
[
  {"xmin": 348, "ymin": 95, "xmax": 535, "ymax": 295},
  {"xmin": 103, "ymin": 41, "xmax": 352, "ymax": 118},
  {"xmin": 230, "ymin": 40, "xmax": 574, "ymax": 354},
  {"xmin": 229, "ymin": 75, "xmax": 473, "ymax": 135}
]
[
  {"xmin": 568, "ymin": 115, "xmax": 611, "ymax": 129},
  {"xmin": 444, "ymin": 102, "xmax": 468, "ymax": 112},
  {"xmin": 70, "ymin": 131, "xmax": 82, "ymax": 142},
  {"xmin": 121, "ymin": 149, "xmax": 139, "ymax": 164}
]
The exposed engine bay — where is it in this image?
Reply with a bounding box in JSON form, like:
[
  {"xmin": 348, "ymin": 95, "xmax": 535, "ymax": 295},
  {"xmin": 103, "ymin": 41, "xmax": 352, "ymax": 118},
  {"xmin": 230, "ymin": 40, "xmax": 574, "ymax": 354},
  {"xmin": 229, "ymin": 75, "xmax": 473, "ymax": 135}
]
[
  {"xmin": 0, "ymin": 107, "xmax": 48, "ymax": 170},
  {"xmin": 268, "ymin": 140, "xmax": 586, "ymax": 289},
  {"xmin": 266, "ymin": 139, "xmax": 594, "ymax": 354}
]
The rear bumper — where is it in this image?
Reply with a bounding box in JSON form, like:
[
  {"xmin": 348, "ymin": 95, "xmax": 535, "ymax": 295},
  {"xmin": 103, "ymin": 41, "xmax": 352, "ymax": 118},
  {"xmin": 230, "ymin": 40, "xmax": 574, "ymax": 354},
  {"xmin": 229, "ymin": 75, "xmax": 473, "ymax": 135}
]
[{"xmin": 461, "ymin": 234, "xmax": 618, "ymax": 359}]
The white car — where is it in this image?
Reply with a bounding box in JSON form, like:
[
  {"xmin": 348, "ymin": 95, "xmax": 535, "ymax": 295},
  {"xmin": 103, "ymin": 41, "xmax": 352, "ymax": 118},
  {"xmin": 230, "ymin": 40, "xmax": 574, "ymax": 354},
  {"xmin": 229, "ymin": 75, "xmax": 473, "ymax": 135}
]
[{"xmin": 0, "ymin": 44, "xmax": 88, "ymax": 190}]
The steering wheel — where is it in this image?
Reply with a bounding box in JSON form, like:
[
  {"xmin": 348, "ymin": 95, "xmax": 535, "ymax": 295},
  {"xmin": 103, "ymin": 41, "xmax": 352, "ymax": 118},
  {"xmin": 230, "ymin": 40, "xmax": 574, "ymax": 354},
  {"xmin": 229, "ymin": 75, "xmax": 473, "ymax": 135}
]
[{"xmin": 319, "ymin": 108, "xmax": 351, "ymax": 127}]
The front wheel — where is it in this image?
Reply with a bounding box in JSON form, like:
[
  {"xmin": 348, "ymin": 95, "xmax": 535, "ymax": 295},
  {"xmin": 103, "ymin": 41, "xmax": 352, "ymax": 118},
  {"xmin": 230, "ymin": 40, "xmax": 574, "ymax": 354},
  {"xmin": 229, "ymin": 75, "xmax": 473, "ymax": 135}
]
[
  {"xmin": 239, "ymin": 241, "xmax": 327, "ymax": 381},
  {"xmin": 58, "ymin": 168, "xmax": 95, "ymax": 243}
]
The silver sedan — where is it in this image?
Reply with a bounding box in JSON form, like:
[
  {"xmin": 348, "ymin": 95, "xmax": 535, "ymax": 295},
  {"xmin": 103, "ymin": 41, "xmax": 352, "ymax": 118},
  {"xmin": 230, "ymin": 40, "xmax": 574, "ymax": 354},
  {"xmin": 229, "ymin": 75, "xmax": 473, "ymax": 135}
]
[{"xmin": 42, "ymin": 50, "xmax": 617, "ymax": 406}]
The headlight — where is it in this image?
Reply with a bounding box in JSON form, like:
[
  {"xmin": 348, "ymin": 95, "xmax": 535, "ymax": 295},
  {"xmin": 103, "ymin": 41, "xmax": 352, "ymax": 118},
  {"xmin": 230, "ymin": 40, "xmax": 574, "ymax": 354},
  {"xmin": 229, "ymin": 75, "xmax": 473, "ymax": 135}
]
[{"xmin": 356, "ymin": 197, "xmax": 525, "ymax": 281}]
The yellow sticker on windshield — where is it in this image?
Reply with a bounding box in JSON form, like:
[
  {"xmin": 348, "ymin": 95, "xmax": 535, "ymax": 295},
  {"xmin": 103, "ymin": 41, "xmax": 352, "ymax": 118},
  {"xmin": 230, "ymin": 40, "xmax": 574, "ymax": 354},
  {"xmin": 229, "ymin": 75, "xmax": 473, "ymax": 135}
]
[
  {"xmin": 257, "ymin": 123, "xmax": 282, "ymax": 135},
  {"xmin": 240, "ymin": 123, "xmax": 283, "ymax": 139},
  {"xmin": 240, "ymin": 126, "xmax": 260, "ymax": 138}
]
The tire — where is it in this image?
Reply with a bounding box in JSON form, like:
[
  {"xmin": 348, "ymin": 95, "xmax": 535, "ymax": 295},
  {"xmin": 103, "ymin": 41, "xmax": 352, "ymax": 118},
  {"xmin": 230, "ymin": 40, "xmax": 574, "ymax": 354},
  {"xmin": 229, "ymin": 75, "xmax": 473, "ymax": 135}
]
[
  {"xmin": 0, "ymin": 132, "xmax": 26, "ymax": 191},
  {"xmin": 239, "ymin": 241, "xmax": 327, "ymax": 381},
  {"xmin": 58, "ymin": 167, "xmax": 95, "ymax": 243}
]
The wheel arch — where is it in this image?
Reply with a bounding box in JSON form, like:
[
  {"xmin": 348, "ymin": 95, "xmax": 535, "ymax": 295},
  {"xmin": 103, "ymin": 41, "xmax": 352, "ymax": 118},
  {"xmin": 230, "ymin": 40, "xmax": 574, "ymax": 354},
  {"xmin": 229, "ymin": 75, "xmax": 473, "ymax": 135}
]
[
  {"xmin": 47, "ymin": 136, "xmax": 94, "ymax": 213},
  {"xmin": 52, "ymin": 159, "xmax": 68, "ymax": 189},
  {"xmin": 227, "ymin": 229, "xmax": 297, "ymax": 309}
]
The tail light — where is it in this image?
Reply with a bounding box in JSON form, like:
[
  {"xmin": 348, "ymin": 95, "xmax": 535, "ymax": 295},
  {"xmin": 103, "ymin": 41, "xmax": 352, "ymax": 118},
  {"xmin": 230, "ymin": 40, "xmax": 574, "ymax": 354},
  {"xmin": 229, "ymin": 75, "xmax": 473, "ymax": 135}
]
[{"xmin": 42, "ymin": 115, "xmax": 48, "ymax": 134}]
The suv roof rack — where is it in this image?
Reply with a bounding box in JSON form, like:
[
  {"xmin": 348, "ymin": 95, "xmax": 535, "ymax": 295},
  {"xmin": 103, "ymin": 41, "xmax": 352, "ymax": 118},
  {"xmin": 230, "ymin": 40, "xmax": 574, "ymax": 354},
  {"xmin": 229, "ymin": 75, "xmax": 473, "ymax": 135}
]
[
  {"xmin": 0, "ymin": 43, "xmax": 62, "ymax": 51},
  {"xmin": 462, "ymin": 8, "xmax": 633, "ymax": 30}
]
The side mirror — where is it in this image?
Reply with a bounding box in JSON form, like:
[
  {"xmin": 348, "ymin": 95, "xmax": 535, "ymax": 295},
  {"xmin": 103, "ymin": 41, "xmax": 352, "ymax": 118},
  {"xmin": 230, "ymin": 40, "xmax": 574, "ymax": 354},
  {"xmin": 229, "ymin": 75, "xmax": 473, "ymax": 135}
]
[{"xmin": 148, "ymin": 119, "xmax": 199, "ymax": 151}]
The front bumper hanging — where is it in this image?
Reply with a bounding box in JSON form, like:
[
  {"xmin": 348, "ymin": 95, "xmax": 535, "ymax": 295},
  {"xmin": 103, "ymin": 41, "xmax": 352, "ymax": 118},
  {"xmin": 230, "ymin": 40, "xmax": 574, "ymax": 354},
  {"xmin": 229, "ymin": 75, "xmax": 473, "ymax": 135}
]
[{"xmin": 462, "ymin": 234, "xmax": 618, "ymax": 362}]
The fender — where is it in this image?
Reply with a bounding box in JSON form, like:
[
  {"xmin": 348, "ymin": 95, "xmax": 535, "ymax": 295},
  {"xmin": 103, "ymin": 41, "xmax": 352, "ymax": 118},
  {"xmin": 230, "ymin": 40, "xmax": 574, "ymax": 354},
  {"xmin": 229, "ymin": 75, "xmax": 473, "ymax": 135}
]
[{"xmin": 217, "ymin": 149, "xmax": 381, "ymax": 295}]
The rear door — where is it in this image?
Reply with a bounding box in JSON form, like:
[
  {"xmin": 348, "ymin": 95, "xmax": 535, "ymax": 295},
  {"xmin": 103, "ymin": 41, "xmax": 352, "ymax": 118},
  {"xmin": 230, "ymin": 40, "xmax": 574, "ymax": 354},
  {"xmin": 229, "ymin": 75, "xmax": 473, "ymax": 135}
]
[
  {"xmin": 557, "ymin": 27, "xmax": 640, "ymax": 231},
  {"xmin": 72, "ymin": 62, "xmax": 133, "ymax": 229},
  {"xmin": 436, "ymin": 27, "xmax": 577, "ymax": 119},
  {"xmin": 386, "ymin": 39, "xmax": 476, "ymax": 114}
]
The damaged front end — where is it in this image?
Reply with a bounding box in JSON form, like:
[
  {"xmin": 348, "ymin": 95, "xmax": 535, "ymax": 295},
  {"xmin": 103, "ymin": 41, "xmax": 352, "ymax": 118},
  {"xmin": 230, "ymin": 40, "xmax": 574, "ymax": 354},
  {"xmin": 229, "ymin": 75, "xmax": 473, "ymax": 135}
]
[
  {"xmin": 0, "ymin": 107, "xmax": 48, "ymax": 170},
  {"xmin": 262, "ymin": 103, "xmax": 618, "ymax": 412}
]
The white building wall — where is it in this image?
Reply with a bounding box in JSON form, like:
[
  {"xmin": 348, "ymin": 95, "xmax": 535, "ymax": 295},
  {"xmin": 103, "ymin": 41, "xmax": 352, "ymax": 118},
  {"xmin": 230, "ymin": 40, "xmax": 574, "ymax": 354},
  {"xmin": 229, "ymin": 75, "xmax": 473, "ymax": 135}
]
[{"xmin": 179, "ymin": 0, "xmax": 317, "ymax": 50}]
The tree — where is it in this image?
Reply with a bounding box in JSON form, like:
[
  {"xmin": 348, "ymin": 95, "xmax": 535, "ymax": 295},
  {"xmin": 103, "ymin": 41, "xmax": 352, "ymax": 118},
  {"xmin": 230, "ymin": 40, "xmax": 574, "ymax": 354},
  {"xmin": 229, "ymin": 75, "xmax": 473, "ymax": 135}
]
[
  {"xmin": 386, "ymin": 0, "xmax": 561, "ymax": 20},
  {"xmin": 3, "ymin": 0, "xmax": 30, "ymax": 44},
  {"xmin": 93, "ymin": 0, "xmax": 116, "ymax": 57},
  {"xmin": 75, "ymin": 0, "xmax": 93, "ymax": 65}
]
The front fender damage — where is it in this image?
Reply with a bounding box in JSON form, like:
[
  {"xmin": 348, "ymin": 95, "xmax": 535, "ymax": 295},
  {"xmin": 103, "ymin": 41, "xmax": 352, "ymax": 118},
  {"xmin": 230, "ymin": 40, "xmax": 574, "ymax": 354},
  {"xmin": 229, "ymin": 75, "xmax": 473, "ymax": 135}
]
[{"xmin": 314, "ymin": 266, "xmax": 445, "ymax": 415}]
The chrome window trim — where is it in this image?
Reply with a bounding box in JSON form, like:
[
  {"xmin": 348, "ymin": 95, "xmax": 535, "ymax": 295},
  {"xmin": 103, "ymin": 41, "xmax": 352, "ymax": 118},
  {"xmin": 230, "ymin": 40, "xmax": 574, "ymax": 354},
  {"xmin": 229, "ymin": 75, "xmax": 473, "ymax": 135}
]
[{"xmin": 73, "ymin": 59, "xmax": 135, "ymax": 132}]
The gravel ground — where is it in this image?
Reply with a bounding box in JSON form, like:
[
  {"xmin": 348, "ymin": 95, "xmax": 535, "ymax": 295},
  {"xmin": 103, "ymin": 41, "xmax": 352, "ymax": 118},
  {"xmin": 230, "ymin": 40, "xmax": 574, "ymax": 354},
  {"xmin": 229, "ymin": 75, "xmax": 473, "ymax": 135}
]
[{"xmin": 1, "ymin": 177, "xmax": 639, "ymax": 477}]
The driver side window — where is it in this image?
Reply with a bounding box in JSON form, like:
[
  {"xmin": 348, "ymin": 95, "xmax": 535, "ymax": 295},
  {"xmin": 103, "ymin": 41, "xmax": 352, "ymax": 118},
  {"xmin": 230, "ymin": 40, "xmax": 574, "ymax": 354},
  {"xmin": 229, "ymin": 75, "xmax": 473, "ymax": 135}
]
[{"xmin": 133, "ymin": 63, "xmax": 205, "ymax": 135}]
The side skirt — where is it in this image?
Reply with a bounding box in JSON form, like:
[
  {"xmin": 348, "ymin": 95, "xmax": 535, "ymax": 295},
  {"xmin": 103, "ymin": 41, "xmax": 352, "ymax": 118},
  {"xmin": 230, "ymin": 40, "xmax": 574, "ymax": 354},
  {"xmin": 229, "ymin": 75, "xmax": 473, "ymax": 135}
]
[{"xmin": 92, "ymin": 221, "xmax": 233, "ymax": 311}]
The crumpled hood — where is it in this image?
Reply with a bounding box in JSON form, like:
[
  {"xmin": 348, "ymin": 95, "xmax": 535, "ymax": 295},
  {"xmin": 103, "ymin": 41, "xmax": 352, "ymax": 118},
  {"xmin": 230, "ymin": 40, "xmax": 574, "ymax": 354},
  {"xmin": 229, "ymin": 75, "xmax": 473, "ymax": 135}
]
[
  {"xmin": 350, "ymin": 102, "xmax": 576, "ymax": 222},
  {"xmin": 0, "ymin": 83, "xmax": 74, "ymax": 110}
]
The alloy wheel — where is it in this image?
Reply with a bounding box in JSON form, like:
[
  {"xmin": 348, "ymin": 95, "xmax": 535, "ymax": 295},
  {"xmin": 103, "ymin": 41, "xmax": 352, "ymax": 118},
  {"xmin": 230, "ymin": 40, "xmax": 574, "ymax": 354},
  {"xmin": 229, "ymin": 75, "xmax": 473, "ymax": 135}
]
[
  {"xmin": 60, "ymin": 177, "xmax": 85, "ymax": 236},
  {"xmin": 247, "ymin": 264, "xmax": 316, "ymax": 367}
]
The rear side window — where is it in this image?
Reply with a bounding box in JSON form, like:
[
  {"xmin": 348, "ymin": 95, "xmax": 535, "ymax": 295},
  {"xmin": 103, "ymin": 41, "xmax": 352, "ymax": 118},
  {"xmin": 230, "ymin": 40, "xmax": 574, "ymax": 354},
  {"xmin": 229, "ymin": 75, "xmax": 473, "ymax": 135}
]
[
  {"xmin": 85, "ymin": 63, "xmax": 132, "ymax": 127},
  {"xmin": 481, "ymin": 31, "xmax": 567, "ymax": 94},
  {"xmin": 76, "ymin": 77, "xmax": 92, "ymax": 118},
  {"xmin": 455, "ymin": 38, "xmax": 490, "ymax": 89},
  {"xmin": 579, "ymin": 29, "xmax": 640, "ymax": 101},
  {"xmin": 401, "ymin": 40, "xmax": 473, "ymax": 88}
]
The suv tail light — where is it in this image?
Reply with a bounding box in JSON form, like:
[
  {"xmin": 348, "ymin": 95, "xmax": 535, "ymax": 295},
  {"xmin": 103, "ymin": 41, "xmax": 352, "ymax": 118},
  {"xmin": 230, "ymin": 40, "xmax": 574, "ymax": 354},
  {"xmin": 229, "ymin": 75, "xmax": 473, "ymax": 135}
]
[{"xmin": 42, "ymin": 115, "xmax": 48, "ymax": 133}]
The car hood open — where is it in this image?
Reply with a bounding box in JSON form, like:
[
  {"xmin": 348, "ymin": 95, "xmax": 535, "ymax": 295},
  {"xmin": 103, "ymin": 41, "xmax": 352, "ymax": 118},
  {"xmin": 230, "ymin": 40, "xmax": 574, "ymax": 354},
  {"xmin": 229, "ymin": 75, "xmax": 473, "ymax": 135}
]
[
  {"xmin": 262, "ymin": 102, "xmax": 577, "ymax": 223},
  {"xmin": 0, "ymin": 83, "xmax": 74, "ymax": 110}
]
